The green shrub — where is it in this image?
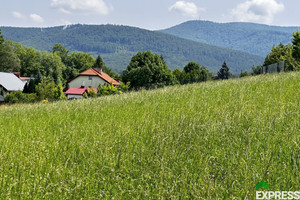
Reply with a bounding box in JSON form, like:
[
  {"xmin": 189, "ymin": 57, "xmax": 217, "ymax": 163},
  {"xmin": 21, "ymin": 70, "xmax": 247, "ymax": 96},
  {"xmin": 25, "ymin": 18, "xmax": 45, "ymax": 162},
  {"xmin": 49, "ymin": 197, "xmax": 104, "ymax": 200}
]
[
  {"xmin": 36, "ymin": 78, "xmax": 66, "ymax": 101},
  {"xmin": 83, "ymin": 92, "xmax": 88, "ymax": 99},
  {"xmin": 239, "ymin": 70, "xmax": 251, "ymax": 78},
  {"xmin": 97, "ymin": 83, "xmax": 122, "ymax": 96},
  {"xmin": 55, "ymin": 84, "xmax": 67, "ymax": 100},
  {"xmin": 88, "ymin": 88, "xmax": 97, "ymax": 98},
  {"xmin": 35, "ymin": 78, "xmax": 57, "ymax": 101},
  {"xmin": 119, "ymin": 82, "xmax": 130, "ymax": 92},
  {"xmin": 4, "ymin": 91, "xmax": 38, "ymax": 104}
]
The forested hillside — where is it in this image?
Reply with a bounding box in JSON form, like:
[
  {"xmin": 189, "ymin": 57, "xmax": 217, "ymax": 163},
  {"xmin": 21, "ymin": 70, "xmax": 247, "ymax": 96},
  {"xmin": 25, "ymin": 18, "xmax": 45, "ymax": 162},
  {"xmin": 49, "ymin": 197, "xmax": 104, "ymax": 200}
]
[
  {"xmin": 1, "ymin": 24, "xmax": 263, "ymax": 73},
  {"xmin": 160, "ymin": 20, "xmax": 299, "ymax": 56}
]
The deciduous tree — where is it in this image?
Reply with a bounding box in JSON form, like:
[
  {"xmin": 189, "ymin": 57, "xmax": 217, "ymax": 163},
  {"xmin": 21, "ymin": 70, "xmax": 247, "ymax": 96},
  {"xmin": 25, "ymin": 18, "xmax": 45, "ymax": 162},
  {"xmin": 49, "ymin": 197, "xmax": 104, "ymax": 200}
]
[
  {"xmin": 122, "ymin": 51, "xmax": 175, "ymax": 89},
  {"xmin": 292, "ymin": 31, "xmax": 300, "ymax": 62},
  {"xmin": 182, "ymin": 62, "xmax": 210, "ymax": 84},
  {"xmin": 264, "ymin": 43, "xmax": 298, "ymax": 71},
  {"xmin": 40, "ymin": 52, "xmax": 66, "ymax": 84},
  {"xmin": 35, "ymin": 78, "xmax": 57, "ymax": 101},
  {"xmin": 52, "ymin": 43, "xmax": 70, "ymax": 64},
  {"xmin": 0, "ymin": 41, "xmax": 21, "ymax": 72}
]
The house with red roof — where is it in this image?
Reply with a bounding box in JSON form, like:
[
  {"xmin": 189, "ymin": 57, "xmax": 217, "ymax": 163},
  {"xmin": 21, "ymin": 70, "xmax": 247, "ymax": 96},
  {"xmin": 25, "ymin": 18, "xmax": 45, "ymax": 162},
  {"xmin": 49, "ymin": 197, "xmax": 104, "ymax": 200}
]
[
  {"xmin": 65, "ymin": 68, "xmax": 119, "ymax": 99},
  {"xmin": 68, "ymin": 68, "xmax": 119, "ymax": 88}
]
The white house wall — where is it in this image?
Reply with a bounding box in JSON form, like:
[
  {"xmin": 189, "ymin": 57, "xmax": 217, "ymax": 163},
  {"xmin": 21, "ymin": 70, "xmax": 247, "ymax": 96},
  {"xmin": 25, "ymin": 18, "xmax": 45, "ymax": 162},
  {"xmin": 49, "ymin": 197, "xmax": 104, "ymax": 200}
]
[
  {"xmin": 68, "ymin": 76, "xmax": 106, "ymax": 88},
  {"xmin": 67, "ymin": 94, "xmax": 84, "ymax": 100}
]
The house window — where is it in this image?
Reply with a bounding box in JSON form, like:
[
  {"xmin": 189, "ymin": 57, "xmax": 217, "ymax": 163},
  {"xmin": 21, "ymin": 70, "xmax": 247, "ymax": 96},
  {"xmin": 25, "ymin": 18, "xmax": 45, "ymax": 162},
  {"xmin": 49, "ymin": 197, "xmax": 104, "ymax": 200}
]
[{"xmin": 89, "ymin": 76, "xmax": 93, "ymax": 80}]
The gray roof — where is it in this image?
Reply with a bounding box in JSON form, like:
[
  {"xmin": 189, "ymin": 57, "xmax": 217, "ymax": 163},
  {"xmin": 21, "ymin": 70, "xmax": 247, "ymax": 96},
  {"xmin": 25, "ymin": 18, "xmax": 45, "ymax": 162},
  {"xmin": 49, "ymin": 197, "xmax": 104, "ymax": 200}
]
[{"xmin": 0, "ymin": 72, "xmax": 25, "ymax": 91}]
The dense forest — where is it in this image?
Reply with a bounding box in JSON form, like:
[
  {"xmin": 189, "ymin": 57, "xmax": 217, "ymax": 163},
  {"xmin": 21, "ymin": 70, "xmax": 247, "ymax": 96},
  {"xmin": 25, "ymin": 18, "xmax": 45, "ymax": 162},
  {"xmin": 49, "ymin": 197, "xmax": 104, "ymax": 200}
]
[
  {"xmin": 161, "ymin": 20, "xmax": 300, "ymax": 56},
  {"xmin": 0, "ymin": 24, "xmax": 263, "ymax": 74}
]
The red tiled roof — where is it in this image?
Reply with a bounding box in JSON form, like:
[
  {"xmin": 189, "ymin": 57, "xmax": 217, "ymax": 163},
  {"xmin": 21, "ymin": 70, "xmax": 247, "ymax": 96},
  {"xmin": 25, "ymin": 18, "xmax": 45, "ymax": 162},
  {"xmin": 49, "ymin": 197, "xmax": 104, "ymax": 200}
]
[
  {"xmin": 80, "ymin": 68, "xmax": 99, "ymax": 76},
  {"xmin": 65, "ymin": 87, "xmax": 87, "ymax": 95},
  {"xmin": 65, "ymin": 87, "xmax": 97, "ymax": 95},
  {"xmin": 68, "ymin": 68, "xmax": 120, "ymax": 86}
]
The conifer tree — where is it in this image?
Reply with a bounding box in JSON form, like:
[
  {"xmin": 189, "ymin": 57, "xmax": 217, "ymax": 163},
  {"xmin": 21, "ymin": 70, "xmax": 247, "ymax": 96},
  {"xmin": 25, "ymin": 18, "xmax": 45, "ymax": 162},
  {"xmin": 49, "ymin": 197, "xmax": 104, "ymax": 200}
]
[
  {"xmin": 93, "ymin": 55, "xmax": 117, "ymax": 78},
  {"xmin": 217, "ymin": 61, "xmax": 230, "ymax": 80}
]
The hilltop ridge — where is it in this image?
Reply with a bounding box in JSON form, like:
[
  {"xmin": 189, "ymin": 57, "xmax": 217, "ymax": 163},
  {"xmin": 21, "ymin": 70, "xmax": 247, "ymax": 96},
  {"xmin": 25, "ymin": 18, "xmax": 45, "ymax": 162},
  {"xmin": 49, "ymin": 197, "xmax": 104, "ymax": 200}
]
[
  {"xmin": 1, "ymin": 24, "xmax": 263, "ymax": 73},
  {"xmin": 160, "ymin": 20, "xmax": 299, "ymax": 56}
]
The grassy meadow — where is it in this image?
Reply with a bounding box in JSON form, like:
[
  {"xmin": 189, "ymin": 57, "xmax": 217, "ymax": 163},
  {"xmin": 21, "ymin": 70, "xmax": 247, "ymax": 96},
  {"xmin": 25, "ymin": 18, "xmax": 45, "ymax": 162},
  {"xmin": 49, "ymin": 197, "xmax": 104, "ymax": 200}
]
[{"xmin": 0, "ymin": 72, "xmax": 299, "ymax": 199}]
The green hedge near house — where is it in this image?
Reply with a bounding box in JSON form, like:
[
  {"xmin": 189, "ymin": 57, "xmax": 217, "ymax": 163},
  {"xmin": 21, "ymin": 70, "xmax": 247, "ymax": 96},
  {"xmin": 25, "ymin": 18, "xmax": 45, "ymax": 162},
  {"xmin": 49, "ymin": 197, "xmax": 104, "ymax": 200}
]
[{"xmin": 4, "ymin": 91, "xmax": 38, "ymax": 104}]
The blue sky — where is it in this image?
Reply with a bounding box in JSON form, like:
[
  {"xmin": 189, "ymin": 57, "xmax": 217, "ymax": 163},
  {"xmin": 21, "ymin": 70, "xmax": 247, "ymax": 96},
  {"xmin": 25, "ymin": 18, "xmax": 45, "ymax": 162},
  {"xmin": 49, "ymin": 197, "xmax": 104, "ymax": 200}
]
[{"xmin": 0, "ymin": 0, "xmax": 299, "ymax": 30}]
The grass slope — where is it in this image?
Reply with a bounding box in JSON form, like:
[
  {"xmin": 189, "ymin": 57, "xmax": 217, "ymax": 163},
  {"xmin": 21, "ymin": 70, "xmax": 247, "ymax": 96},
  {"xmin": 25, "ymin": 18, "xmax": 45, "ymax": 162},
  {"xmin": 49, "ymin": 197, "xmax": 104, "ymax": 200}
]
[
  {"xmin": 160, "ymin": 20, "xmax": 300, "ymax": 56},
  {"xmin": 0, "ymin": 72, "xmax": 299, "ymax": 199},
  {"xmin": 1, "ymin": 24, "xmax": 263, "ymax": 74}
]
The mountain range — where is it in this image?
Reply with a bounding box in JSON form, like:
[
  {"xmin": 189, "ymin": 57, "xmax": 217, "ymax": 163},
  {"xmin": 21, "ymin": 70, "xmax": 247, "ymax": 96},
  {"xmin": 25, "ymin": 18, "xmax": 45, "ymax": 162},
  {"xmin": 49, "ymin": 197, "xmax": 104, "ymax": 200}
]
[
  {"xmin": 160, "ymin": 20, "xmax": 300, "ymax": 56},
  {"xmin": 1, "ymin": 20, "xmax": 297, "ymax": 74}
]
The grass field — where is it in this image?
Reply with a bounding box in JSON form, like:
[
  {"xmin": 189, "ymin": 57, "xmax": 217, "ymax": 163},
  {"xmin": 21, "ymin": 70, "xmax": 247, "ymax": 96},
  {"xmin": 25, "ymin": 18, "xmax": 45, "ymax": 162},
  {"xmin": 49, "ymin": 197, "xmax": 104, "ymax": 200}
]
[{"xmin": 0, "ymin": 72, "xmax": 299, "ymax": 199}]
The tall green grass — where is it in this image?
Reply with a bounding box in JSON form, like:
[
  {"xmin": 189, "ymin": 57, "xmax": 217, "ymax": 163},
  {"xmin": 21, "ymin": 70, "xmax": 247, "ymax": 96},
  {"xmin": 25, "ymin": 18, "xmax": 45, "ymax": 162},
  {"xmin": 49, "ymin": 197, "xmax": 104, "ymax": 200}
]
[{"xmin": 0, "ymin": 72, "xmax": 299, "ymax": 199}]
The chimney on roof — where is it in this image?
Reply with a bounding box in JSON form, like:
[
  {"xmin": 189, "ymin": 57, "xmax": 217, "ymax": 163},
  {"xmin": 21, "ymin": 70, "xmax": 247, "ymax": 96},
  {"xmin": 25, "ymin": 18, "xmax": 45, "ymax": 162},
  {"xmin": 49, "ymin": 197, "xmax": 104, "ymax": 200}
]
[{"xmin": 94, "ymin": 68, "xmax": 102, "ymax": 75}]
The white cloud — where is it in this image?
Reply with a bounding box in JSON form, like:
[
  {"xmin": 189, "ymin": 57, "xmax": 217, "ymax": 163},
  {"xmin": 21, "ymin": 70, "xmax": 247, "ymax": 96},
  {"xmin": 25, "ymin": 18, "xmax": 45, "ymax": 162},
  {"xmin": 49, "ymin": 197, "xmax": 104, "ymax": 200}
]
[
  {"xmin": 232, "ymin": 0, "xmax": 284, "ymax": 24},
  {"xmin": 30, "ymin": 14, "xmax": 44, "ymax": 23},
  {"xmin": 12, "ymin": 12, "xmax": 44, "ymax": 23},
  {"xmin": 12, "ymin": 11, "xmax": 25, "ymax": 19},
  {"xmin": 169, "ymin": 1, "xmax": 204, "ymax": 18},
  {"xmin": 51, "ymin": 0, "xmax": 112, "ymax": 15}
]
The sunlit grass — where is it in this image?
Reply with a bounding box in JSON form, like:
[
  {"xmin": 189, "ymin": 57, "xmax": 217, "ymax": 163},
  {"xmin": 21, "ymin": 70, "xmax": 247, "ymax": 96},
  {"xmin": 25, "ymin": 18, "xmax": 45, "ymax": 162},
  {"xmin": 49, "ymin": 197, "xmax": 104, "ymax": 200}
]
[{"xmin": 0, "ymin": 72, "xmax": 299, "ymax": 199}]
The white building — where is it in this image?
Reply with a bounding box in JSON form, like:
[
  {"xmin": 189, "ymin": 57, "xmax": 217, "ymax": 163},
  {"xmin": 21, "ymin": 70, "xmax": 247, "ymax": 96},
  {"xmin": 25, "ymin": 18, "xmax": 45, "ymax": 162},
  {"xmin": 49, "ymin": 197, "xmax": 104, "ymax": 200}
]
[{"xmin": 0, "ymin": 72, "xmax": 26, "ymax": 102}]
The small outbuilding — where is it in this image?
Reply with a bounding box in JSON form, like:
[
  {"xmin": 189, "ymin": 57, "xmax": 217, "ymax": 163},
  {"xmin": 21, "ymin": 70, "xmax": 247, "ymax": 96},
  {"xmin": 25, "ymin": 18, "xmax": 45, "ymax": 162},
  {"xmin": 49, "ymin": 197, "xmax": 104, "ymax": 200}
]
[{"xmin": 65, "ymin": 86, "xmax": 97, "ymax": 100}]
